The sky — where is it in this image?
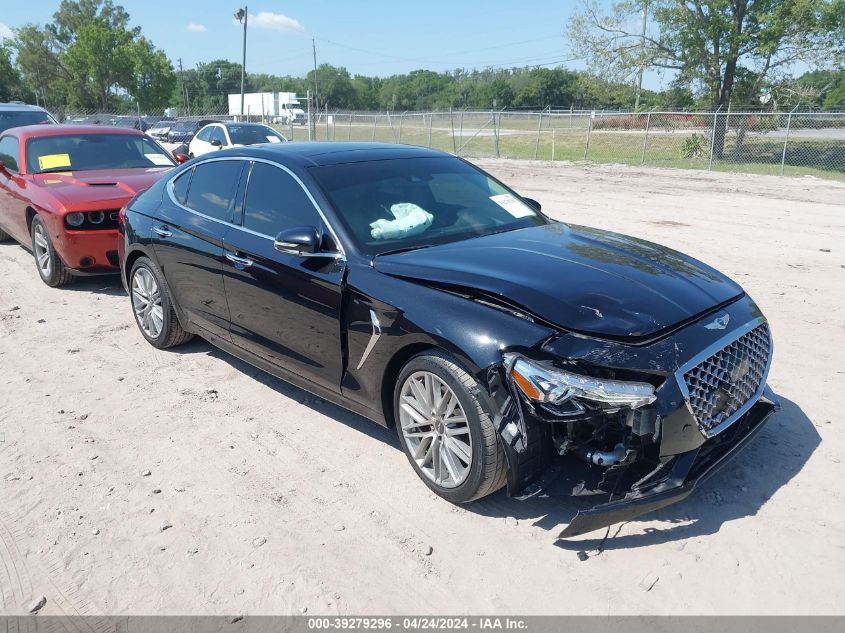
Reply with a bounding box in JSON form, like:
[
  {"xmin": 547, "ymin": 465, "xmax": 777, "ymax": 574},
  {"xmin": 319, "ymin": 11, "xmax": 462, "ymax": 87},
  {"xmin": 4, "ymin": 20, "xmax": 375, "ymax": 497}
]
[{"xmin": 0, "ymin": 0, "xmax": 669, "ymax": 90}]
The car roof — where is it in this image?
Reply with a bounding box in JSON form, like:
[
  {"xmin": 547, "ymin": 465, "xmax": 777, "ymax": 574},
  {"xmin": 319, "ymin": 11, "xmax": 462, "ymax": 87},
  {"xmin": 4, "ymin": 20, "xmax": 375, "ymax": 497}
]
[
  {"xmin": 220, "ymin": 121, "xmax": 271, "ymax": 128},
  {"xmin": 231, "ymin": 142, "xmax": 447, "ymax": 167},
  {"xmin": 5, "ymin": 124, "xmax": 147, "ymax": 140},
  {"xmin": 0, "ymin": 102, "xmax": 50, "ymax": 112}
]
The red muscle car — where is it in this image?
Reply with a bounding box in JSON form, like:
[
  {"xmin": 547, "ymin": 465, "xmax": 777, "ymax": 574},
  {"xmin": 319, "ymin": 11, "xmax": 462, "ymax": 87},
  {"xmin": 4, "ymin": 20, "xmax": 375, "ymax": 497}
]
[{"xmin": 0, "ymin": 125, "xmax": 176, "ymax": 287}]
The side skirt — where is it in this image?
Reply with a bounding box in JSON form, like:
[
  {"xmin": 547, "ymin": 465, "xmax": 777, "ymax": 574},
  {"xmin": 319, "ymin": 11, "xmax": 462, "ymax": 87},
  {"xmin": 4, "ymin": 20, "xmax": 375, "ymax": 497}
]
[{"xmin": 196, "ymin": 329, "xmax": 387, "ymax": 426}]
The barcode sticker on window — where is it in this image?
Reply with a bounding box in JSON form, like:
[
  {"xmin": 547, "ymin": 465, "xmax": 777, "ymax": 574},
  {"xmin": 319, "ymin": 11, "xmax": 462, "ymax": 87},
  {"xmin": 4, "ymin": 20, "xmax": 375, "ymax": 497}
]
[{"xmin": 490, "ymin": 194, "xmax": 535, "ymax": 218}]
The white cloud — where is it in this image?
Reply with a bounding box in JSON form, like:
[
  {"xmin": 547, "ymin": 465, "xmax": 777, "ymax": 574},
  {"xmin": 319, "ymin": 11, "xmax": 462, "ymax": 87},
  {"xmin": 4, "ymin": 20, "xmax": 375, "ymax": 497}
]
[
  {"xmin": 186, "ymin": 23, "xmax": 207, "ymax": 33},
  {"xmin": 249, "ymin": 12, "xmax": 304, "ymax": 33},
  {"xmin": 0, "ymin": 22, "xmax": 14, "ymax": 42}
]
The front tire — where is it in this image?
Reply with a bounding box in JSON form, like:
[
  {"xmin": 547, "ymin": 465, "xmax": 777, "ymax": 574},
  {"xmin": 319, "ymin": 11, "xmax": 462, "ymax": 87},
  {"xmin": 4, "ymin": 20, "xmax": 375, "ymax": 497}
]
[
  {"xmin": 31, "ymin": 216, "xmax": 75, "ymax": 287},
  {"xmin": 394, "ymin": 351, "xmax": 507, "ymax": 503},
  {"xmin": 129, "ymin": 257, "xmax": 193, "ymax": 349}
]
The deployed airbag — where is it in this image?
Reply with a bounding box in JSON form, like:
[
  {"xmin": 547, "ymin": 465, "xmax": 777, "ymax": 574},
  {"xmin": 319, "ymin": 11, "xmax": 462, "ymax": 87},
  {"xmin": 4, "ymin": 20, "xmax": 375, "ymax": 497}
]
[{"xmin": 370, "ymin": 203, "xmax": 433, "ymax": 240}]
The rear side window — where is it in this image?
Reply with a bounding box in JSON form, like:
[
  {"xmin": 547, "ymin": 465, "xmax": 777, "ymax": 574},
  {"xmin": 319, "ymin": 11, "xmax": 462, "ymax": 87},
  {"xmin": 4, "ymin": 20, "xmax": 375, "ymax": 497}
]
[
  {"xmin": 0, "ymin": 110, "xmax": 55, "ymax": 134},
  {"xmin": 184, "ymin": 160, "xmax": 242, "ymax": 220},
  {"xmin": 0, "ymin": 136, "xmax": 20, "ymax": 172},
  {"xmin": 243, "ymin": 162, "xmax": 320, "ymax": 235},
  {"xmin": 171, "ymin": 168, "xmax": 193, "ymax": 205}
]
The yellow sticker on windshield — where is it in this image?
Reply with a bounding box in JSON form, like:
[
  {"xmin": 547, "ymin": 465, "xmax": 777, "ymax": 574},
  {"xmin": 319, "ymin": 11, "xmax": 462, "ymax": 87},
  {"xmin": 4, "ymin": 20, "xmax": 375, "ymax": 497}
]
[{"xmin": 37, "ymin": 154, "xmax": 71, "ymax": 170}]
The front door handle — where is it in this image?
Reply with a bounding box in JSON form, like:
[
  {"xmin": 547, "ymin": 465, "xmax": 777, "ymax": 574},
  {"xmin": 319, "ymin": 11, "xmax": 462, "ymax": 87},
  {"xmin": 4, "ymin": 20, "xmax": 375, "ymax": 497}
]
[
  {"xmin": 225, "ymin": 251, "xmax": 254, "ymax": 268},
  {"xmin": 152, "ymin": 225, "xmax": 172, "ymax": 238}
]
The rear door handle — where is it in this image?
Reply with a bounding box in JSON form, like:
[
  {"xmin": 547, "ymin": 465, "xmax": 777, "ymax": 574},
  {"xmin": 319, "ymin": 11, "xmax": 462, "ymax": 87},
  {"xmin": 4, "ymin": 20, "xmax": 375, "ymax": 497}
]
[
  {"xmin": 225, "ymin": 251, "xmax": 254, "ymax": 268},
  {"xmin": 152, "ymin": 226, "xmax": 172, "ymax": 238}
]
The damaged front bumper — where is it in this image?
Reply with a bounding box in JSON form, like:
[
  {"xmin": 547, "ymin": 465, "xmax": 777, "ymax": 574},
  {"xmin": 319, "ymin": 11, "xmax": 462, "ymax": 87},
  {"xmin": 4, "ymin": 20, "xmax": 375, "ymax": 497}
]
[
  {"xmin": 559, "ymin": 390, "xmax": 779, "ymax": 538},
  {"xmin": 482, "ymin": 297, "xmax": 779, "ymax": 538}
]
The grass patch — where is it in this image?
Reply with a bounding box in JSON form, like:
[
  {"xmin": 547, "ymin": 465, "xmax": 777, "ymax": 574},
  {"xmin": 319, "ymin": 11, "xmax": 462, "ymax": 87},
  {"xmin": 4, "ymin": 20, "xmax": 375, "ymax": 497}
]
[{"xmin": 268, "ymin": 121, "xmax": 845, "ymax": 182}]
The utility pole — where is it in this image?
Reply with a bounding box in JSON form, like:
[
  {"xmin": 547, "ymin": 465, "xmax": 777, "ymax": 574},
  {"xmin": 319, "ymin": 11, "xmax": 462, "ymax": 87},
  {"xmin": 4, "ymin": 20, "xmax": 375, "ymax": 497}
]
[
  {"xmin": 634, "ymin": 0, "xmax": 648, "ymax": 111},
  {"xmin": 235, "ymin": 6, "xmax": 248, "ymax": 120},
  {"xmin": 177, "ymin": 58, "xmax": 186, "ymax": 112},
  {"xmin": 312, "ymin": 38, "xmax": 319, "ymax": 113},
  {"xmin": 306, "ymin": 89, "xmax": 312, "ymax": 141}
]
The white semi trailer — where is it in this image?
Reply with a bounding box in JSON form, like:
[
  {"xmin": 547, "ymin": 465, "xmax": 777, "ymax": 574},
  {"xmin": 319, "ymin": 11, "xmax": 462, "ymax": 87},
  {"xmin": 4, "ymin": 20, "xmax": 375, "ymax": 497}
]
[{"xmin": 227, "ymin": 92, "xmax": 306, "ymax": 124}]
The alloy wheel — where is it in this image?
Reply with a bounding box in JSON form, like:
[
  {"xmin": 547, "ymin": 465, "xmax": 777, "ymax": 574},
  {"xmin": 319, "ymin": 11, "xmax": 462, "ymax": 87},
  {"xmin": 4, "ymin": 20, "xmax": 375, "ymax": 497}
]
[
  {"xmin": 399, "ymin": 371, "xmax": 473, "ymax": 489},
  {"xmin": 32, "ymin": 223, "xmax": 52, "ymax": 277},
  {"xmin": 131, "ymin": 267, "xmax": 164, "ymax": 339}
]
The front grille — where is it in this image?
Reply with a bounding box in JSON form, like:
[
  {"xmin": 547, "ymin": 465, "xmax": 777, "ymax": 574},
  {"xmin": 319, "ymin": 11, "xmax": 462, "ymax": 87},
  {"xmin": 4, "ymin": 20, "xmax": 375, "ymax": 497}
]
[{"xmin": 683, "ymin": 323, "xmax": 771, "ymax": 435}]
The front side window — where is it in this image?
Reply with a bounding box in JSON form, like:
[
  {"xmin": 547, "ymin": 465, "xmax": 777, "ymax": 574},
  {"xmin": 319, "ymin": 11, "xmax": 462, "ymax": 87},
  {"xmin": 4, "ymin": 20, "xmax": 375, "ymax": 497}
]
[
  {"xmin": 195, "ymin": 127, "xmax": 212, "ymax": 142},
  {"xmin": 184, "ymin": 160, "xmax": 242, "ymax": 220},
  {"xmin": 243, "ymin": 162, "xmax": 320, "ymax": 235},
  {"xmin": 310, "ymin": 156, "xmax": 547, "ymax": 255},
  {"xmin": 209, "ymin": 127, "xmax": 227, "ymax": 145},
  {"xmin": 0, "ymin": 136, "xmax": 20, "ymax": 172},
  {"xmin": 26, "ymin": 134, "xmax": 175, "ymax": 173}
]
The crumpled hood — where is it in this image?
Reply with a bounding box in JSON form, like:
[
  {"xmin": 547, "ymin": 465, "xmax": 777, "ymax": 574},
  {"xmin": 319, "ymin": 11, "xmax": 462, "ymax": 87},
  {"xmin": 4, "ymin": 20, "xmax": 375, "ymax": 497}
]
[
  {"xmin": 373, "ymin": 223, "xmax": 744, "ymax": 339},
  {"xmin": 30, "ymin": 168, "xmax": 172, "ymax": 208}
]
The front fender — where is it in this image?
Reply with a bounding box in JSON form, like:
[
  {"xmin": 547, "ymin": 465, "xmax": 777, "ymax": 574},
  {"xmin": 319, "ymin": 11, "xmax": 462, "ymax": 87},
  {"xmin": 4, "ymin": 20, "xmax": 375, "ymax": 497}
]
[{"xmin": 341, "ymin": 265, "xmax": 555, "ymax": 425}]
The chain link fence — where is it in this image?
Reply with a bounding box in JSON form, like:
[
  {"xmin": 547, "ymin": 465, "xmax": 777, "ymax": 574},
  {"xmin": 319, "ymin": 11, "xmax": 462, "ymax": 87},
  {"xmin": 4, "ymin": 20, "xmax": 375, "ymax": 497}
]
[{"xmin": 50, "ymin": 107, "xmax": 845, "ymax": 181}]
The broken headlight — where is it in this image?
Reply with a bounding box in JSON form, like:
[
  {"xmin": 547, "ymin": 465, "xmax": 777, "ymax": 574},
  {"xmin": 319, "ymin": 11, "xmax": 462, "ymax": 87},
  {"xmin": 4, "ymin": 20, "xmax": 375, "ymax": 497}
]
[{"xmin": 505, "ymin": 354, "xmax": 656, "ymax": 414}]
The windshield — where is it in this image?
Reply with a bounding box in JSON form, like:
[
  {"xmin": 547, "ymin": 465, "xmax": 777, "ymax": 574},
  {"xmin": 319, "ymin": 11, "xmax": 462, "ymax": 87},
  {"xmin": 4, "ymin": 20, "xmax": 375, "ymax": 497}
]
[
  {"xmin": 0, "ymin": 110, "xmax": 55, "ymax": 133},
  {"xmin": 26, "ymin": 134, "xmax": 175, "ymax": 173},
  {"xmin": 227, "ymin": 124, "xmax": 285, "ymax": 145},
  {"xmin": 311, "ymin": 156, "xmax": 548, "ymax": 256}
]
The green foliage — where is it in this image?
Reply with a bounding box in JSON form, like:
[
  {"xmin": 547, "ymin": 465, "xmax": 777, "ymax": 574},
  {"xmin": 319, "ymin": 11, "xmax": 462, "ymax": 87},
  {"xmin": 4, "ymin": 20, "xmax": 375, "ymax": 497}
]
[
  {"xmin": 308, "ymin": 64, "xmax": 358, "ymax": 110},
  {"xmin": 0, "ymin": 44, "xmax": 35, "ymax": 102},
  {"xmin": 794, "ymin": 69, "xmax": 845, "ymax": 107},
  {"xmin": 12, "ymin": 0, "xmax": 174, "ymax": 112},
  {"xmin": 681, "ymin": 133, "xmax": 708, "ymax": 158},
  {"xmin": 127, "ymin": 38, "xmax": 176, "ymax": 112},
  {"xmin": 64, "ymin": 17, "xmax": 133, "ymax": 108},
  {"xmin": 823, "ymin": 82, "xmax": 845, "ymax": 108},
  {"xmin": 6, "ymin": 0, "xmax": 842, "ymax": 117},
  {"xmin": 569, "ymin": 0, "xmax": 843, "ymax": 108}
]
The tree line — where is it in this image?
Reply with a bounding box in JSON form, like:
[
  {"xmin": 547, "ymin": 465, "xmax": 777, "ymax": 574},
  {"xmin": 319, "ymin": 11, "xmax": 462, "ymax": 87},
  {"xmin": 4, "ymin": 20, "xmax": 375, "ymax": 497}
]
[
  {"xmin": 1, "ymin": 0, "xmax": 843, "ymax": 116},
  {"xmin": 178, "ymin": 62, "xmax": 685, "ymax": 114}
]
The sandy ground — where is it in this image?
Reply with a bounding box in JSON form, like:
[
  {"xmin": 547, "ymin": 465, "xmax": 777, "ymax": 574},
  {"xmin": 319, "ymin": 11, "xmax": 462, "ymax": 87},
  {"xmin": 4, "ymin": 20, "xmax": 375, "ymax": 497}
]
[{"xmin": 1, "ymin": 160, "xmax": 844, "ymax": 617}]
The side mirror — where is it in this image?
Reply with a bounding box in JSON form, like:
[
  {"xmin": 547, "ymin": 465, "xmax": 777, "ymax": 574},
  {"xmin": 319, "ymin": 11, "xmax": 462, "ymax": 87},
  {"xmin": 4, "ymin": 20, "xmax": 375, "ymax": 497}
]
[
  {"xmin": 210, "ymin": 139, "xmax": 223, "ymax": 147},
  {"xmin": 522, "ymin": 197, "xmax": 542, "ymax": 212},
  {"xmin": 173, "ymin": 153, "xmax": 190, "ymax": 165},
  {"xmin": 274, "ymin": 226, "xmax": 321, "ymax": 255}
]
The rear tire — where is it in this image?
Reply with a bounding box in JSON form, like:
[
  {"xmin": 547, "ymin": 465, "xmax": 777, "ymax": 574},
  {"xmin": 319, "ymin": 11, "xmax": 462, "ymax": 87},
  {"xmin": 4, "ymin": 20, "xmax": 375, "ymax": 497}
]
[
  {"xmin": 0, "ymin": 226, "xmax": 10, "ymax": 242},
  {"xmin": 30, "ymin": 216, "xmax": 75, "ymax": 287},
  {"xmin": 394, "ymin": 350, "xmax": 507, "ymax": 504},
  {"xmin": 129, "ymin": 257, "xmax": 193, "ymax": 349}
]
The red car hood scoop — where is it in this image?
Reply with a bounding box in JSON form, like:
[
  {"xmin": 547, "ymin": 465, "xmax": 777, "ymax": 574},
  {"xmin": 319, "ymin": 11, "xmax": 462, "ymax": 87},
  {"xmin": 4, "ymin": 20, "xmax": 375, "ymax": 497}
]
[{"xmin": 31, "ymin": 168, "xmax": 171, "ymax": 204}]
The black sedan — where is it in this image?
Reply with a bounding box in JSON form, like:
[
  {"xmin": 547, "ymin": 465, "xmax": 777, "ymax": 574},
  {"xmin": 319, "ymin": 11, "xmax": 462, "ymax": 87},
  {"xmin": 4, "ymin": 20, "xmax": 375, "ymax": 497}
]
[
  {"xmin": 117, "ymin": 143, "xmax": 777, "ymax": 537},
  {"xmin": 166, "ymin": 118, "xmax": 219, "ymax": 144}
]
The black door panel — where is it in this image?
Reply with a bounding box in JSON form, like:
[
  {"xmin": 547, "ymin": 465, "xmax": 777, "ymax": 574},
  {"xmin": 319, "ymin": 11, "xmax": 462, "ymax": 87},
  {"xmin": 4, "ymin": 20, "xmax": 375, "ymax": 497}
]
[
  {"xmin": 151, "ymin": 160, "xmax": 245, "ymax": 339},
  {"xmin": 152, "ymin": 205, "xmax": 232, "ymax": 338},
  {"xmin": 221, "ymin": 160, "xmax": 345, "ymax": 390},
  {"xmin": 223, "ymin": 228, "xmax": 345, "ymax": 391}
]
